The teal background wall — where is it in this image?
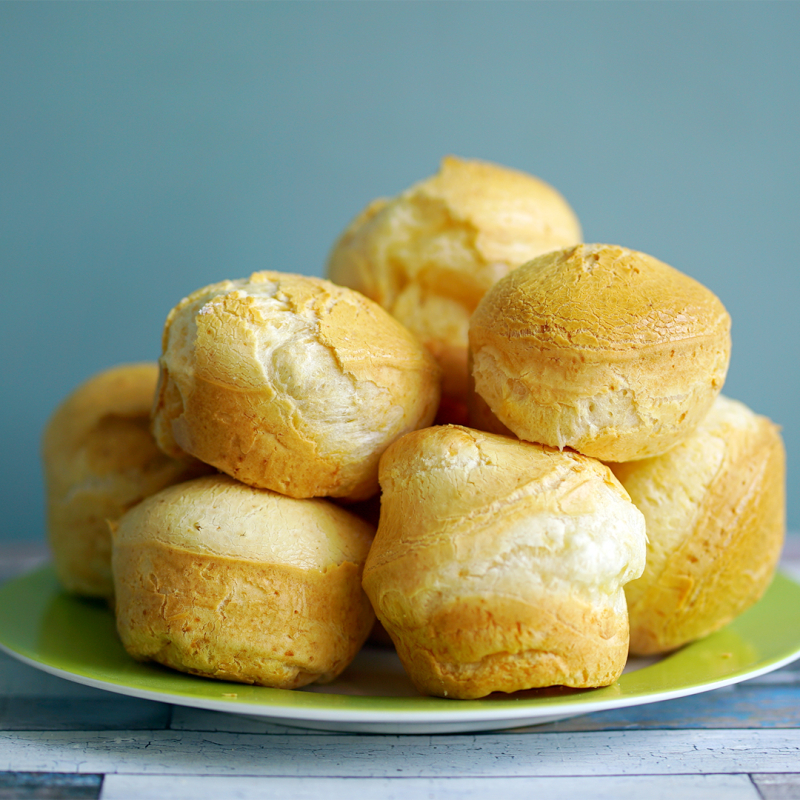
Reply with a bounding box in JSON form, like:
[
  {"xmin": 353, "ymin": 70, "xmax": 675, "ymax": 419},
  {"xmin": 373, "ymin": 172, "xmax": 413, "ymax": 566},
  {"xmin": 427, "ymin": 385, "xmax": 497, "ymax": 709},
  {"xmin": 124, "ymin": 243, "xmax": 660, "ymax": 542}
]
[{"xmin": 2, "ymin": 2, "xmax": 798, "ymax": 541}]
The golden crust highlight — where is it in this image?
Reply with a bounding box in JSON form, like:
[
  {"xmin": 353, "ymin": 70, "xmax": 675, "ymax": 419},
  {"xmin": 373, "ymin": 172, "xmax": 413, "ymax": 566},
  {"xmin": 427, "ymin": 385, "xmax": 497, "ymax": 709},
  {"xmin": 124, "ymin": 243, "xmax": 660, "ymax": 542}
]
[{"xmin": 42, "ymin": 363, "xmax": 209, "ymax": 598}]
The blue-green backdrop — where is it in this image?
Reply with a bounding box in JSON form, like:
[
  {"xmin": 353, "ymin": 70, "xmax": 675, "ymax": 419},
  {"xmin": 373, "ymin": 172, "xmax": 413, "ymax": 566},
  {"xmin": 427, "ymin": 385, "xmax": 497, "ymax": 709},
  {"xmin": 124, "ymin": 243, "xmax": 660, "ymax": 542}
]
[{"xmin": 2, "ymin": 2, "xmax": 798, "ymax": 540}]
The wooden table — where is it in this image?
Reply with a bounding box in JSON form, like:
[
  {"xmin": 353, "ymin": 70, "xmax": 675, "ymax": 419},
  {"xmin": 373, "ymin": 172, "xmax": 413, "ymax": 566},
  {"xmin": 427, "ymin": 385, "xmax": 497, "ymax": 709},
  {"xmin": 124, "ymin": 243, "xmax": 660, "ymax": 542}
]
[{"xmin": 1, "ymin": 538, "xmax": 800, "ymax": 800}]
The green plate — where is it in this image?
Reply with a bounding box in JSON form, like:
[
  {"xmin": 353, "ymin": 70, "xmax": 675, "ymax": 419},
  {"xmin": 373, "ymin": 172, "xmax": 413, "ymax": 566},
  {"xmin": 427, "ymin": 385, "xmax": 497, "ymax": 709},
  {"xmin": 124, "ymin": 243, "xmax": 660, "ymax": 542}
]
[{"xmin": 2, "ymin": 565, "xmax": 800, "ymax": 734}]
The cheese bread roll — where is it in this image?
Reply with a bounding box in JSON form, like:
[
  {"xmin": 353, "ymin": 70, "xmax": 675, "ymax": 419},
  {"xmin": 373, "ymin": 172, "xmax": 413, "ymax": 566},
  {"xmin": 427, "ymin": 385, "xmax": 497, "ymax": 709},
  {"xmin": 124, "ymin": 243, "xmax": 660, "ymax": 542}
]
[
  {"xmin": 612, "ymin": 395, "xmax": 785, "ymax": 655},
  {"xmin": 112, "ymin": 474, "xmax": 375, "ymax": 688},
  {"xmin": 469, "ymin": 244, "xmax": 731, "ymax": 462},
  {"xmin": 152, "ymin": 271, "xmax": 441, "ymax": 501},
  {"xmin": 363, "ymin": 426, "xmax": 646, "ymax": 699}
]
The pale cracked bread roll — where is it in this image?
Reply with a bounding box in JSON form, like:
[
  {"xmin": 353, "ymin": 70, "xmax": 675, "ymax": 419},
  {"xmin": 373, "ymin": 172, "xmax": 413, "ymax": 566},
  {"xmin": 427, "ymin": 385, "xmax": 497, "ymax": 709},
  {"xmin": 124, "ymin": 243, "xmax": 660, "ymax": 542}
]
[
  {"xmin": 112, "ymin": 474, "xmax": 376, "ymax": 688},
  {"xmin": 611, "ymin": 395, "xmax": 786, "ymax": 656},
  {"xmin": 42, "ymin": 363, "xmax": 210, "ymax": 598},
  {"xmin": 362, "ymin": 426, "xmax": 646, "ymax": 699},
  {"xmin": 152, "ymin": 271, "xmax": 441, "ymax": 501},
  {"xmin": 469, "ymin": 244, "xmax": 731, "ymax": 462},
  {"xmin": 326, "ymin": 156, "xmax": 582, "ymax": 411}
]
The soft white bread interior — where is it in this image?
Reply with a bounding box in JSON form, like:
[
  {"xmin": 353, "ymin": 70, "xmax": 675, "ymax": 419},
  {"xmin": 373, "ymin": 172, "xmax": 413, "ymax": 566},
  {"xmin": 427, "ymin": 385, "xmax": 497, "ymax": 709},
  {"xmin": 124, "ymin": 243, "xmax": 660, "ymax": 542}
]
[
  {"xmin": 469, "ymin": 244, "xmax": 731, "ymax": 462},
  {"xmin": 42, "ymin": 363, "xmax": 209, "ymax": 598},
  {"xmin": 362, "ymin": 425, "xmax": 646, "ymax": 699},
  {"xmin": 611, "ymin": 395, "xmax": 786, "ymax": 655},
  {"xmin": 327, "ymin": 155, "xmax": 582, "ymax": 410},
  {"xmin": 112, "ymin": 474, "xmax": 376, "ymax": 688},
  {"xmin": 152, "ymin": 271, "xmax": 441, "ymax": 501}
]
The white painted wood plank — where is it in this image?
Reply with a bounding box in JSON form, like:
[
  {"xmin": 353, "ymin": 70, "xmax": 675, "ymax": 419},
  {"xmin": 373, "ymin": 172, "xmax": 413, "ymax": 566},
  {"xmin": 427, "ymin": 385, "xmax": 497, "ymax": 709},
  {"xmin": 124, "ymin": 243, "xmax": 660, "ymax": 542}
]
[
  {"xmin": 747, "ymin": 665, "xmax": 800, "ymax": 685},
  {"xmin": 2, "ymin": 729, "xmax": 800, "ymax": 777},
  {"xmin": 0, "ymin": 542, "xmax": 49, "ymax": 566},
  {"xmin": 99, "ymin": 773, "xmax": 761, "ymax": 800},
  {"xmin": 751, "ymin": 773, "xmax": 800, "ymax": 799},
  {"xmin": 0, "ymin": 696, "xmax": 170, "ymax": 732},
  {"xmin": 782, "ymin": 564, "xmax": 800, "ymax": 584},
  {"xmin": 0, "ymin": 650, "xmax": 171, "ymax": 730}
]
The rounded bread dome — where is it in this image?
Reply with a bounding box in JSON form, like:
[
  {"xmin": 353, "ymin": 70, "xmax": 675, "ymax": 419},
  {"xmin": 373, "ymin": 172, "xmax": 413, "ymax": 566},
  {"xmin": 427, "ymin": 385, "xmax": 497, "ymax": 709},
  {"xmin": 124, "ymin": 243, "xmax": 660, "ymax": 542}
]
[
  {"xmin": 326, "ymin": 155, "xmax": 582, "ymax": 404},
  {"xmin": 363, "ymin": 425, "xmax": 646, "ymax": 699},
  {"xmin": 469, "ymin": 244, "xmax": 732, "ymax": 462},
  {"xmin": 152, "ymin": 271, "xmax": 441, "ymax": 501},
  {"xmin": 112, "ymin": 474, "xmax": 376, "ymax": 689}
]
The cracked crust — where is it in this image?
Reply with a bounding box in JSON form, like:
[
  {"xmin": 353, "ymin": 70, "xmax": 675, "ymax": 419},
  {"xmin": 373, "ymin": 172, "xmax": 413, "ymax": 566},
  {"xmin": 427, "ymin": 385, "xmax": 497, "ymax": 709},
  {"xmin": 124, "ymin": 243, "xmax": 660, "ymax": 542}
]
[
  {"xmin": 362, "ymin": 426, "xmax": 646, "ymax": 699},
  {"xmin": 151, "ymin": 271, "xmax": 441, "ymax": 501},
  {"xmin": 111, "ymin": 474, "xmax": 375, "ymax": 688},
  {"xmin": 612, "ymin": 395, "xmax": 786, "ymax": 655},
  {"xmin": 326, "ymin": 155, "xmax": 582, "ymax": 406},
  {"xmin": 469, "ymin": 244, "xmax": 731, "ymax": 461},
  {"xmin": 42, "ymin": 363, "xmax": 211, "ymax": 598}
]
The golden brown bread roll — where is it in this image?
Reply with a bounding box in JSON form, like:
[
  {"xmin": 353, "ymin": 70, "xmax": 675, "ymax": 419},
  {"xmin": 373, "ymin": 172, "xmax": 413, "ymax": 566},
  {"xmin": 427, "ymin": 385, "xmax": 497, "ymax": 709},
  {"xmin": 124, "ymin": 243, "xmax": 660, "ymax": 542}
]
[
  {"xmin": 362, "ymin": 425, "xmax": 646, "ymax": 699},
  {"xmin": 326, "ymin": 155, "xmax": 582, "ymax": 407},
  {"xmin": 112, "ymin": 474, "xmax": 376, "ymax": 688},
  {"xmin": 469, "ymin": 244, "xmax": 731, "ymax": 462},
  {"xmin": 152, "ymin": 271, "xmax": 441, "ymax": 501},
  {"xmin": 42, "ymin": 363, "xmax": 209, "ymax": 598},
  {"xmin": 611, "ymin": 395, "xmax": 786, "ymax": 655}
]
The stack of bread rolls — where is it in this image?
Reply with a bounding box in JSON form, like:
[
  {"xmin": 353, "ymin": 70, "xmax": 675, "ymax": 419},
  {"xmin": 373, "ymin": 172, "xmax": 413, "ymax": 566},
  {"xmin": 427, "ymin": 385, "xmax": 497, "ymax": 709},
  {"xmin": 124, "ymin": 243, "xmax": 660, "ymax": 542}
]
[
  {"xmin": 463, "ymin": 242, "xmax": 784, "ymax": 665},
  {"xmin": 45, "ymin": 272, "xmax": 441, "ymax": 688},
  {"xmin": 42, "ymin": 156, "xmax": 785, "ymax": 700}
]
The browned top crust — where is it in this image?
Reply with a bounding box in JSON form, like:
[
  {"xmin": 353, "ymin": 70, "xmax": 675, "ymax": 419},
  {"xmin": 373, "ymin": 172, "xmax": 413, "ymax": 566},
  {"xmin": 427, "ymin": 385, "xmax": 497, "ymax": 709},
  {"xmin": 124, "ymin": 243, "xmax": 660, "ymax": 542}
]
[
  {"xmin": 471, "ymin": 243, "xmax": 730, "ymax": 353},
  {"xmin": 469, "ymin": 244, "xmax": 731, "ymax": 461},
  {"xmin": 112, "ymin": 474, "xmax": 376, "ymax": 689},
  {"xmin": 44, "ymin": 363, "xmax": 162, "ymax": 470}
]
